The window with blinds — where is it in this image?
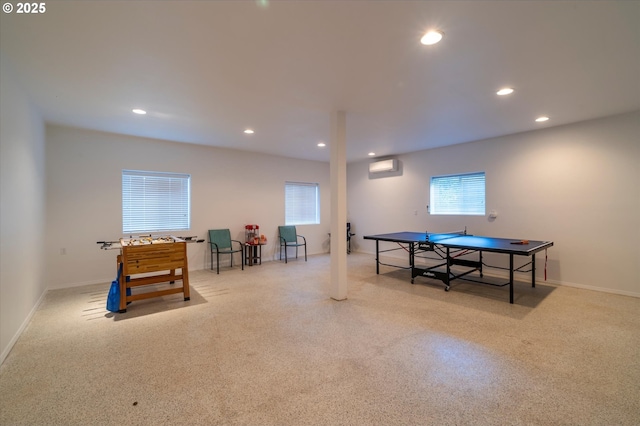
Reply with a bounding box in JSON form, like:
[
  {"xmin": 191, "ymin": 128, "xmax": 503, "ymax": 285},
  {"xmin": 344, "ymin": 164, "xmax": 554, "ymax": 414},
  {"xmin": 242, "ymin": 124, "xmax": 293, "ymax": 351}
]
[
  {"xmin": 285, "ymin": 181, "xmax": 320, "ymax": 225},
  {"xmin": 429, "ymin": 172, "xmax": 485, "ymax": 215},
  {"xmin": 122, "ymin": 170, "xmax": 191, "ymax": 233}
]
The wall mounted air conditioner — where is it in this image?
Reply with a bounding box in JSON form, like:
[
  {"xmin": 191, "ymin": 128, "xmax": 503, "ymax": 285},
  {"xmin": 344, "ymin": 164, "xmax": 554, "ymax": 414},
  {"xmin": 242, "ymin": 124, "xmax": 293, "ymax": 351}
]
[{"xmin": 369, "ymin": 159, "xmax": 398, "ymax": 173}]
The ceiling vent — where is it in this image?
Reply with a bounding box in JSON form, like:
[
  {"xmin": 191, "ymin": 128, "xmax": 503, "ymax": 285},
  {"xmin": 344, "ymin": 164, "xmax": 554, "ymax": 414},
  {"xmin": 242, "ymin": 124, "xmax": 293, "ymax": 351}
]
[{"xmin": 369, "ymin": 159, "xmax": 398, "ymax": 173}]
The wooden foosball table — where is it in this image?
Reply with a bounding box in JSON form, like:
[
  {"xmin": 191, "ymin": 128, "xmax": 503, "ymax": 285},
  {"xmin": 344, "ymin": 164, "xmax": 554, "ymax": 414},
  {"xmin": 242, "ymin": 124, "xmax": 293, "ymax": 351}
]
[{"xmin": 115, "ymin": 236, "xmax": 190, "ymax": 313}]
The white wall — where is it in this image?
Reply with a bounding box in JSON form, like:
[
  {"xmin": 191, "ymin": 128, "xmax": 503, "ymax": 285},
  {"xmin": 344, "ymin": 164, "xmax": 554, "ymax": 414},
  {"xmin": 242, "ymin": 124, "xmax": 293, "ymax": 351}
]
[
  {"xmin": 0, "ymin": 56, "xmax": 47, "ymax": 362},
  {"xmin": 348, "ymin": 111, "xmax": 640, "ymax": 297},
  {"xmin": 4, "ymin": 102, "xmax": 638, "ymax": 366},
  {"xmin": 45, "ymin": 125, "xmax": 331, "ymax": 289}
]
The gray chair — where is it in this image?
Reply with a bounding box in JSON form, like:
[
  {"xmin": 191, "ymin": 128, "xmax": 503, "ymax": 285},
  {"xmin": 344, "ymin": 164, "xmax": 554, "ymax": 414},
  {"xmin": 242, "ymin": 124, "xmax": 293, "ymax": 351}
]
[
  {"xmin": 208, "ymin": 229, "xmax": 244, "ymax": 274},
  {"xmin": 278, "ymin": 226, "xmax": 307, "ymax": 263}
]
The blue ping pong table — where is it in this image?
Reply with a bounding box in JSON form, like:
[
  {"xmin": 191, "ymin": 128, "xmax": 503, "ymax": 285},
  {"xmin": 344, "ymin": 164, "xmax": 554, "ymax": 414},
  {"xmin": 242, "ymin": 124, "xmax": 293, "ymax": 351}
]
[{"xmin": 363, "ymin": 231, "xmax": 553, "ymax": 304}]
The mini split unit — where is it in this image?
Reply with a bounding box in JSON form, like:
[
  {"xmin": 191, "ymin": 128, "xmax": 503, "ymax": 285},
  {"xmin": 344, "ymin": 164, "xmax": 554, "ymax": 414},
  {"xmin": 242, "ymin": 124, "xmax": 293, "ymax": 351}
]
[{"xmin": 369, "ymin": 159, "xmax": 398, "ymax": 173}]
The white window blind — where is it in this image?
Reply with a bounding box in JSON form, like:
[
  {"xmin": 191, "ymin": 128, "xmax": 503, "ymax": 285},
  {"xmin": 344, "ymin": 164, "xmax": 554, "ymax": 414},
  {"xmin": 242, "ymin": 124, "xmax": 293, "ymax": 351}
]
[
  {"xmin": 122, "ymin": 170, "xmax": 191, "ymax": 233},
  {"xmin": 285, "ymin": 181, "xmax": 320, "ymax": 225},
  {"xmin": 430, "ymin": 172, "xmax": 485, "ymax": 215}
]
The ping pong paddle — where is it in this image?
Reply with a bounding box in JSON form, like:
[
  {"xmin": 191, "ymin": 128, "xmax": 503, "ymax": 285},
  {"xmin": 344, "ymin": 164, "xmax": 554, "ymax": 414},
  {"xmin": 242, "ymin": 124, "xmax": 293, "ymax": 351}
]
[{"xmin": 510, "ymin": 240, "xmax": 529, "ymax": 245}]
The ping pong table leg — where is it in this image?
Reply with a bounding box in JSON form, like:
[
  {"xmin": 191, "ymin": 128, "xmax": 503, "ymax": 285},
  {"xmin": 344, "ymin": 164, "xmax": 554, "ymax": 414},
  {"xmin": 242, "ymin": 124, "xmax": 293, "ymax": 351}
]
[
  {"xmin": 445, "ymin": 247, "xmax": 451, "ymax": 291},
  {"xmin": 375, "ymin": 240, "xmax": 379, "ymax": 274},
  {"xmin": 509, "ymin": 254, "xmax": 514, "ymax": 304},
  {"xmin": 531, "ymin": 254, "xmax": 536, "ymax": 288},
  {"xmin": 410, "ymin": 243, "xmax": 414, "ymax": 268},
  {"xmin": 410, "ymin": 243, "xmax": 414, "ymax": 284}
]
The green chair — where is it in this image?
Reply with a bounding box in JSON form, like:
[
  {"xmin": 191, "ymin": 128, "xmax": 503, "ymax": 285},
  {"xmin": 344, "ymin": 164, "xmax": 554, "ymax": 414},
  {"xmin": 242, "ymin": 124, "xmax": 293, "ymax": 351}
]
[
  {"xmin": 278, "ymin": 226, "xmax": 307, "ymax": 263},
  {"xmin": 208, "ymin": 229, "xmax": 244, "ymax": 274}
]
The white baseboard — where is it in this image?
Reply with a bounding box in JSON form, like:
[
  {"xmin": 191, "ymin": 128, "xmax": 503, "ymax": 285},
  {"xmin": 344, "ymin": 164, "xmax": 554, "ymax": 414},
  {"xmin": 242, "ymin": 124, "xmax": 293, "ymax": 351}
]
[
  {"xmin": 546, "ymin": 279, "xmax": 640, "ymax": 298},
  {"xmin": 0, "ymin": 288, "xmax": 48, "ymax": 366},
  {"xmin": 46, "ymin": 278, "xmax": 111, "ymax": 290}
]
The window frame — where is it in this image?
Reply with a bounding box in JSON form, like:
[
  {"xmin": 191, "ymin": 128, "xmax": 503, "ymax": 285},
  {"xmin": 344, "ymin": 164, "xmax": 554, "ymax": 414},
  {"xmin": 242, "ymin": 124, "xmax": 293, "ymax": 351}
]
[
  {"xmin": 429, "ymin": 171, "xmax": 486, "ymax": 216},
  {"xmin": 122, "ymin": 169, "xmax": 191, "ymax": 234},
  {"xmin": 285, "ymin": 181, "xmax": 320, "ymax": 225}
]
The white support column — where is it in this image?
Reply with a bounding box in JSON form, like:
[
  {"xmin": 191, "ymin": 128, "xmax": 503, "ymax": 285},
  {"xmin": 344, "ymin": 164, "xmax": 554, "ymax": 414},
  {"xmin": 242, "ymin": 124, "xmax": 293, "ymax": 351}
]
[{"xmin": 329, "ymin": 111, "xmax": 348, "ymax": 301}]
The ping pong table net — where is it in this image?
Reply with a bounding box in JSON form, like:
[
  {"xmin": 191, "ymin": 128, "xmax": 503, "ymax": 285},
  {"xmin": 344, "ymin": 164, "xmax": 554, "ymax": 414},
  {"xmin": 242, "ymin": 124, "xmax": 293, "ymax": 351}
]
[{"xmin": 425, "ymin": 229, "xmax": 467, "ymax": 243}]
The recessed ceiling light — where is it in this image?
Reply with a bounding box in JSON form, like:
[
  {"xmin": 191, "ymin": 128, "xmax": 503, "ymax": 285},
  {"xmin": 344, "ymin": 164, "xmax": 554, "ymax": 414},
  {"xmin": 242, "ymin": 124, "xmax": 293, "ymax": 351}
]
[
  {"xmin": 132, "ymin": 109, "xmax": 147, "ymax": 115},
  {"xmin": 496, "ymin": 88, "xmax": 514, "ymax": 96},
  {"xmin": 368, "ymin": 152, "xmax": 376, "ymax": 156},
  {"xmin": 317, "ymin": 142, "xmax": 326, "ymax": 147},
  {"xmin": 244, "ymin": 129, "xmax": 254, "ymax": 134},
  {"xmin": 535, "ymin": 116, "xmax": 550, "ymax": 122},
  {"xmin": 420, "ymin": 30, "xmax": 444, "ymax": 45}
]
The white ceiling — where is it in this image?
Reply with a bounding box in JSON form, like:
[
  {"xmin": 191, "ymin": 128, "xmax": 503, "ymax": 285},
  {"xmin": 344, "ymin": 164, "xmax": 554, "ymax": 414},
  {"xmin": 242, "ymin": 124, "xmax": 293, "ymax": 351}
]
[{"xmin": 1, "ymin": 1, "xmax": 639, "ymax": 163}]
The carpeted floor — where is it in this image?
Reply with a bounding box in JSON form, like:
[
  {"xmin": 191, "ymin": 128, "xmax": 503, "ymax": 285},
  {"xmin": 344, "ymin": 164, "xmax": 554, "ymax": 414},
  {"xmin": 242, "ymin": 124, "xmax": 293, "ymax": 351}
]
[{"xmin": 1, "ymin": 253, "xmax": 638, "ymax": 425}]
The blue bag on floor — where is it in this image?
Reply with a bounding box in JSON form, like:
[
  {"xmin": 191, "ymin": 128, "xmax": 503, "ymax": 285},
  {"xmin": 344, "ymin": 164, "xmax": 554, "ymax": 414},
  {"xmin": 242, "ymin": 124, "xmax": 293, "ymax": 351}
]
[{"xmin": 106, "ymin": 262, "xmax": 124, "ymax": 312}]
